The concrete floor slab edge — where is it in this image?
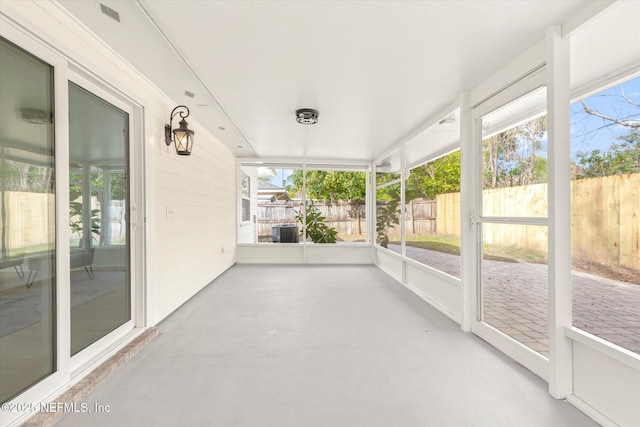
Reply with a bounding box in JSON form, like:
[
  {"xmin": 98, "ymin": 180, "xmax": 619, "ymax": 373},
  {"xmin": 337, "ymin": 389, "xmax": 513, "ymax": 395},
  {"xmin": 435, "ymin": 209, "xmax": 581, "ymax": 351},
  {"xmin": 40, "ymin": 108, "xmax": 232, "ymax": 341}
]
[{"xmin": 21, "ymin": 327, "xmax": 158, "ymax": 427}]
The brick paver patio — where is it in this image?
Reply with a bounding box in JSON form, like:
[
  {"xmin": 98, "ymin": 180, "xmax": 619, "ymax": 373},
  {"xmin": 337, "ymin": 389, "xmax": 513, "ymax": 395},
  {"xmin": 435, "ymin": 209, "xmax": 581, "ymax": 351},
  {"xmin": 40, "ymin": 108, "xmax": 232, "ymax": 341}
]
[{"xmin": 392, "ymin": 245, "xmax": 640, "ymax": 356}]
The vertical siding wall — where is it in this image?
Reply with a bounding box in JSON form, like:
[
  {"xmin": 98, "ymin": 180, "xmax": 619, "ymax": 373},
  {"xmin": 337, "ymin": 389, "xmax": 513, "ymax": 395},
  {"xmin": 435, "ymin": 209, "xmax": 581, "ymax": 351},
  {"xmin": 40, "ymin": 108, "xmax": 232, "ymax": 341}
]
[{"xmin": 152, "ymin": 117, "xmax": 237, "ymax": 322}]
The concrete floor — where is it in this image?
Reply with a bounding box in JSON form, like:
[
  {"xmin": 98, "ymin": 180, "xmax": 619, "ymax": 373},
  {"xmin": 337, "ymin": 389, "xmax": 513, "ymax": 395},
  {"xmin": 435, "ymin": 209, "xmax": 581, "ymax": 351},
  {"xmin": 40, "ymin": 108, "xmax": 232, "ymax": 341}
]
[{"xmin": 57, "ymin": 265, "xmax": 597, "ymax": 427}]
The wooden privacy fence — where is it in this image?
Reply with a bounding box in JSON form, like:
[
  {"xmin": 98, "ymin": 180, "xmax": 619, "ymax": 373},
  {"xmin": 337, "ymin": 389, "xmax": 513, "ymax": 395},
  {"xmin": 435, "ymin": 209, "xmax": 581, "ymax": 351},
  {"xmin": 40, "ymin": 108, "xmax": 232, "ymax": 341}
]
[
  {"xmin": 571, "ymin": 173, "xmax": 639, "ymax": 270},
  {"xmin": 258, "ymin": 200, "xmax": 366, "ymax": 238},
  {"xmin": 432, "ymin": 173, "xmax": 639, "ymax": 270}
]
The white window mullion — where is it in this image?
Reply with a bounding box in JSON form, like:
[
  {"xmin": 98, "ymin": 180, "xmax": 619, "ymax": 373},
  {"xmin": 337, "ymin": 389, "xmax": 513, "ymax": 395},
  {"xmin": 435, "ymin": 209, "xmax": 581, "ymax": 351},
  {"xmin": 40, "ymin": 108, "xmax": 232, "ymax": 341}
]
[{"xmin": 546, "ymin": 25, "xmax": 573, "ymax": 399}]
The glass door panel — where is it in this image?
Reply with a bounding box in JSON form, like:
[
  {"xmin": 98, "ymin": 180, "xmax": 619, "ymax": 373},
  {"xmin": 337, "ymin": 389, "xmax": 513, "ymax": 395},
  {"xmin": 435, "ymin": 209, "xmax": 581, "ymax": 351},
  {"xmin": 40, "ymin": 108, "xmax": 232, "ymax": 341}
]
[
  {"xmin": 0, "ymin": 37, "xmax": 56, "ymax": 403},
  {"xmin": 68, "ymin": 83, "xmax": 130, "ymax": 355}
]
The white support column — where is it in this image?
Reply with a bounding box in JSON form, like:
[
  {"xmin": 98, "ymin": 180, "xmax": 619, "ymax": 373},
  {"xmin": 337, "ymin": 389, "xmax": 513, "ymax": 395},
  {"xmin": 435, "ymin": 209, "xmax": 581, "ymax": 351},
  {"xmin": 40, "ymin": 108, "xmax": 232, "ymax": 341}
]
[
  {"xmin": 459, "ymin": 92, "xmax": 475, "ymax": 332},
  {"xmin": 546, "ymin": 25, "xmax": 573, "ymax": 398}
]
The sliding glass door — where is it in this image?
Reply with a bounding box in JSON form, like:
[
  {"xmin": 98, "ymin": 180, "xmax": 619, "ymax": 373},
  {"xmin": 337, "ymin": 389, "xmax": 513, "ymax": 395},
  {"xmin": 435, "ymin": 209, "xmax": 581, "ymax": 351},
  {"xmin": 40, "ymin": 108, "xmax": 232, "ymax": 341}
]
[
  {"xmin": 68, "ymin": 83, "xmax": 131, "ymax": 355},
  {"xmin": 0, "ymin": 37, "xmax": 56, "ymax": 403}
]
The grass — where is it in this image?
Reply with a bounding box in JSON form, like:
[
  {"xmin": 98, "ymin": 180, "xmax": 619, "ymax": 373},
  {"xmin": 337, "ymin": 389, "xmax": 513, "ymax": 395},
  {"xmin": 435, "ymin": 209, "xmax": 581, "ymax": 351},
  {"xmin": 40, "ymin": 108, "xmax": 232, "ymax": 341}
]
[{"xmin": 390, "ymin": 233, "xmax": 548, "ymax": 264}]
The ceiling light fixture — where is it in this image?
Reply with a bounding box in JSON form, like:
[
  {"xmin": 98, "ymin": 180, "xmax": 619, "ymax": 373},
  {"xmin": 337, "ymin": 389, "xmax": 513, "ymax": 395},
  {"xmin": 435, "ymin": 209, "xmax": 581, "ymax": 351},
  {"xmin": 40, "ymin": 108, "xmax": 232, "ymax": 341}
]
[
  {"xmin": 165, "ymin": 105, "xmax": 195, "ymax": 155},
  {"xmin": 295, "ymin": 108, "xmax": 319, "ymax": 125}
]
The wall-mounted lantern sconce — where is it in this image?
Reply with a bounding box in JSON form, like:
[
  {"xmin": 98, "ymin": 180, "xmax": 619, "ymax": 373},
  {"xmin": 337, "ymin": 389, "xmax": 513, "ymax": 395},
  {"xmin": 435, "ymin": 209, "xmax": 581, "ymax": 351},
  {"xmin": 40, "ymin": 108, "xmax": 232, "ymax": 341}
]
[{"xmin": 165, "ymin": 105, "xmax": 195, "ymax": 155}]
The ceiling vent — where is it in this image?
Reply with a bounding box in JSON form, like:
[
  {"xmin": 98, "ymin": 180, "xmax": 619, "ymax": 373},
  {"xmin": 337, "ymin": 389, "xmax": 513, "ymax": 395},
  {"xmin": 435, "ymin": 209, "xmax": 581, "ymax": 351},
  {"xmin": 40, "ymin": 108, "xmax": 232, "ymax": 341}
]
[
  {"xmin": 295, "ymin": 108, "xmax": 319, "ymax": 125},
  {"xmin": 100, "ymin": 3, "xmax": 120, "ymax": 22}
]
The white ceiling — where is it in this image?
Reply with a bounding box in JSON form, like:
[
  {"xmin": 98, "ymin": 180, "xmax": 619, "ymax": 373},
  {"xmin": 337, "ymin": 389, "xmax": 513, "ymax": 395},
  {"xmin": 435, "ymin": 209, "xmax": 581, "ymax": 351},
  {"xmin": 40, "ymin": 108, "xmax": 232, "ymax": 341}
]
[{"xmin": 56, "ymin": 0, "xmax": 593, "ymax": 162}]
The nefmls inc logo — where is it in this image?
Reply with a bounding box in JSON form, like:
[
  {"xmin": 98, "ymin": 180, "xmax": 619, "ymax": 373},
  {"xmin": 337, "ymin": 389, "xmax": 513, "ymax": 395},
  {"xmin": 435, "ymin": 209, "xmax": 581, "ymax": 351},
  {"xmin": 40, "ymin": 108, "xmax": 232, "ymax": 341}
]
[{"xmin": 41, "ymin": 402, "xmax": 89, "ymax": 413}]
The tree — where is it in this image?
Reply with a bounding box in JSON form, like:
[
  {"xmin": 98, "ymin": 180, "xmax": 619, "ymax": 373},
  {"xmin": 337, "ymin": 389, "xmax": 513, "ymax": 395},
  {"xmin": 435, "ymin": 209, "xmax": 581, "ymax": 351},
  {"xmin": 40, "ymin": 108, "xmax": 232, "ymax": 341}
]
[
  {"xmin": 405, "ymin": 150, "xmax": 461, "ymax": 200},
  {"xmin": 288, "ymin": 170, "xmax": 367, "ymax": 237},
  {"xmin": 573, "ymin": 82, "xmax": 639, "ymax": 178},
  {"xmin": 574, "ymin": 130, "xmax": 640, "ymax": 178},
  {"xmin": 482, "ymin": 116, "xmax": 548, "ymax": 189},
  {"xmin": 287, "ymin": 170, "xmax": 366, "ymax": 202}
]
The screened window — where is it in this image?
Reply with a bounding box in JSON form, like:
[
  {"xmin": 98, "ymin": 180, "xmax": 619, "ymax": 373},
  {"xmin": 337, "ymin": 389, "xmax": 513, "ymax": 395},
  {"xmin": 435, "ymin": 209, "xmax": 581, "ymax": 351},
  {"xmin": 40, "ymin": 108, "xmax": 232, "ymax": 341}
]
[
  {"xmin": 404, "ymin": 150, "xmax": 461, "ymax": 277},
  {"xmin": 239, "ymin": 163, "xmax": 369, "ymax": 244},
  {"xmin": 298, "ymin": 167, "xmax": 367, "ymax": 243},
  {"xmin": 570, "ymin": 76, "xmax": 640, "ymax": 355}
]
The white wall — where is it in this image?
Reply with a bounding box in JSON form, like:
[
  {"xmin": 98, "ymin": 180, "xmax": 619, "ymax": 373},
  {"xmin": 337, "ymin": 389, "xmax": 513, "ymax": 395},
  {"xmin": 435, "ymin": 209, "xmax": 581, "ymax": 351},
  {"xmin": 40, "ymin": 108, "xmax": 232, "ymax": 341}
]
[
  {"xmin": 569, "ymin": 335, "xmax": 640, "ymax": 427},
  {"xmin": 236, "ymin": 244, "xmax": 372, "ymax": 264},
  {"xmin": 374, "ymin": 248, "xmax": 462, "ymax": 324},
  {"xmin": 404, "ymin": 261, "xmax": 461, "ymax": 324},
  {"xmin": 151, "ymin": 111, "xmax": 236, "ymax": 323}
]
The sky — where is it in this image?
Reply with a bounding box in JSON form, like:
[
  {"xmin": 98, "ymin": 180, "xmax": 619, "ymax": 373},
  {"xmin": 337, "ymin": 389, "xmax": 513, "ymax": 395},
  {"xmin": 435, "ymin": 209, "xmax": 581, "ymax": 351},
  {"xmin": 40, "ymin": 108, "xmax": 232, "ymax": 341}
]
[
  {"xmin": 570, "ymin": 75, "xmax": 639, "ymax": 159},
  {"xmin": 268, "ymin": 168, "xmax": 292, "ymax": 187}
]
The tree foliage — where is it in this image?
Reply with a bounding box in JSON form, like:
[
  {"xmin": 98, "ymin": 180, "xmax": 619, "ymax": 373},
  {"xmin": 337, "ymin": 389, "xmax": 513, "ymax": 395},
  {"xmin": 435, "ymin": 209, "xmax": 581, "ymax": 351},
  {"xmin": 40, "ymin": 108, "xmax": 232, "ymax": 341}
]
[
  {"xmin": 572, "ymin": 79, "xmax": 639, "ymax": 179},
  {"xmin": 573, "ymin": 130, "xmax": 640, "ymax": 178},
  {"xmin": 288, "ymin": 170, "xmax": 366, "ymax": 202},
  {"xmin": 482, "ymin": 116, "xmax": 548, "ymax": 189},
  {"xmin": 406, "ymin": 150, "xmax": 461, "ymax": 200}
]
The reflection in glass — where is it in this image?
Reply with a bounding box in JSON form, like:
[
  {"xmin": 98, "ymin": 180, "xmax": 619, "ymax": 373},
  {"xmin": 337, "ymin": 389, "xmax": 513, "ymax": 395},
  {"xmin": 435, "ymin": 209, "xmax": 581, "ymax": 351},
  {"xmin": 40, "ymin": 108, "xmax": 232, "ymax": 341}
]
[
  {"xmin": 0, "ymin": 37, "xmax": 56, "ymax": 403},
  {"xmin": 376, "ymin": 183, "xmax": 401, "ymax": 253},
  {"xmin": 481, "ymin": 223, "xmax": 549, "ymax": 356},
  {"xmin": 404, "ymin": 150, "xmax": 461, "ymax": 277},
  {"xmin": 69, "ymin": 83, "xmax": 130, "ymax": 355}
]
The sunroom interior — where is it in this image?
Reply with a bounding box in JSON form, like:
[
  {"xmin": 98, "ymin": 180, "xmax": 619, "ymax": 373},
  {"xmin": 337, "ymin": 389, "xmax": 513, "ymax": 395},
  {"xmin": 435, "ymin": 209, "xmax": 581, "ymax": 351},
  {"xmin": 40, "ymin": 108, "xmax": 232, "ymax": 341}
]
[{"xmin": 0, "ymin": 1, "xmax": 638, "ymax": 426}]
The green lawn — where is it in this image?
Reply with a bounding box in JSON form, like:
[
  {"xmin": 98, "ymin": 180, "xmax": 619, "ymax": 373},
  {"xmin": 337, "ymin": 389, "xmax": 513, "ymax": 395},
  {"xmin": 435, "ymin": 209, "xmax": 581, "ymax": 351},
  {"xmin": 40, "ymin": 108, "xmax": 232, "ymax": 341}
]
[{"xmin": 390, "ymin": 233, "xmax": 548, "ymax": 264}]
